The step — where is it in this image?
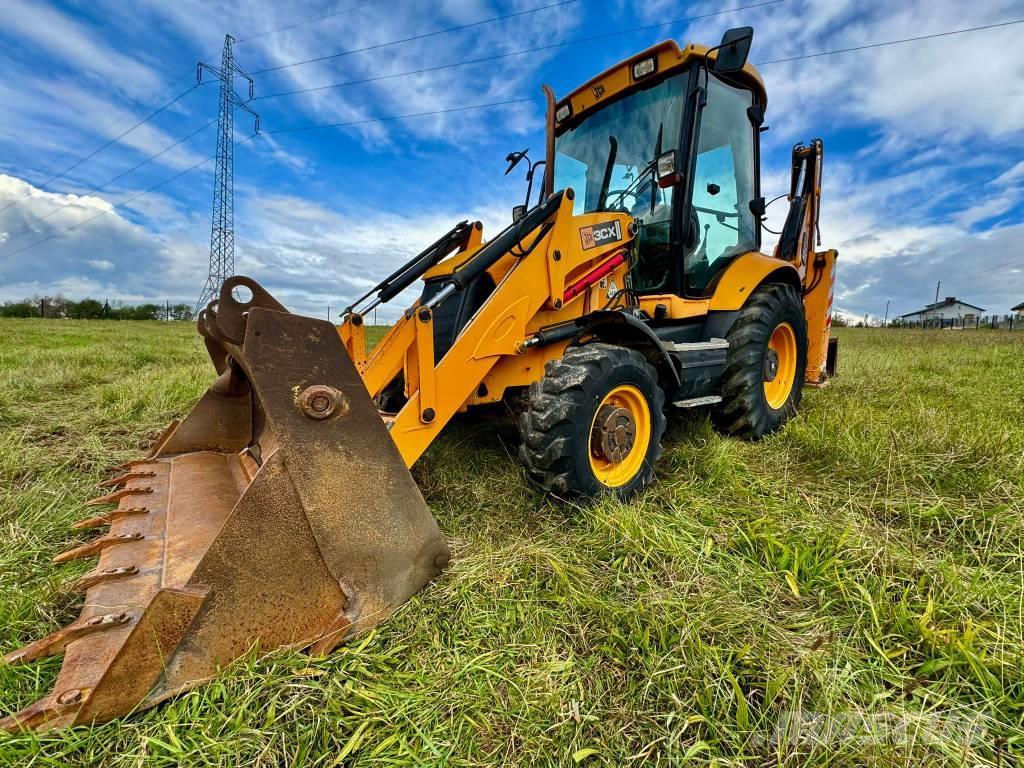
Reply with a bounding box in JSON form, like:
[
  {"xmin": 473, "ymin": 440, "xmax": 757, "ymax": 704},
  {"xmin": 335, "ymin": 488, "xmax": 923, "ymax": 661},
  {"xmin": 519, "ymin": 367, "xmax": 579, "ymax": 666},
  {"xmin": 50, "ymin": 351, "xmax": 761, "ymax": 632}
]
[
  {"xmin": 664, "ymin": 338, "xmax": 729, "ymax": 353},
  {"xmin": 673, "ymin": 395, "xmax": 722, "ymax": 408}
]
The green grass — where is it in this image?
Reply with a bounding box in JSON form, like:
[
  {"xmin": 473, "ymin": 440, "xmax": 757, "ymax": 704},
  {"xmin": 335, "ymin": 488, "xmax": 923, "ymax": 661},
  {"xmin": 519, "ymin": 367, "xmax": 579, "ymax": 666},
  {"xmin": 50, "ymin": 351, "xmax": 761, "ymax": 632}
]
[{"xmin": 0, "ymin": 321, "xmax": 1022, "ymax": 766}]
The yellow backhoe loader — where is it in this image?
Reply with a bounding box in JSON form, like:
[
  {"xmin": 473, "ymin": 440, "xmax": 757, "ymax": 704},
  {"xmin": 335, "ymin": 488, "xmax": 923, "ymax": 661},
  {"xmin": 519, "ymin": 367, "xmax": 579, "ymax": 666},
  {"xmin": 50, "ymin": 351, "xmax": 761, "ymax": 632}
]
[{"xmin": 2, "ymin": 27, "xmax": 838, "ymax": 730}]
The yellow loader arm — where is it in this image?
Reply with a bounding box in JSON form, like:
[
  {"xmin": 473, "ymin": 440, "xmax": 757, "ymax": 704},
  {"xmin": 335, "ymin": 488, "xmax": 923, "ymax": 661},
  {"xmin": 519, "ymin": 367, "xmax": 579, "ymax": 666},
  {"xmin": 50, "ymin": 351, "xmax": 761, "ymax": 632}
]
[{"xmin": 339, "ymin": 189, "xmax": 641, "ymax": 467}]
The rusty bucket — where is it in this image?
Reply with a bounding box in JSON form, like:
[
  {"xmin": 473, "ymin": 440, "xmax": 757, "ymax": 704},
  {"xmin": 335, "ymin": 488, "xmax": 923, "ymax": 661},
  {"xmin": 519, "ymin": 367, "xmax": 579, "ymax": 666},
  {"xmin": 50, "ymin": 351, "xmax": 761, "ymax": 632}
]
[{"xmin": 2, "ymin": 277, "xmax": 449, "ymax": 730}]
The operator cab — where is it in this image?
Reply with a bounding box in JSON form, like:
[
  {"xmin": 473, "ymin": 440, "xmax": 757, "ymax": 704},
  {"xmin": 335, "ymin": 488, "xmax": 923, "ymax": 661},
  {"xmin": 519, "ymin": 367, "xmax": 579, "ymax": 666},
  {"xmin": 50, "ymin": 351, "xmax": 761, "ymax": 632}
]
[{"xmin": 551, "ymin": 30, "xmax": 763, "ymax": 301}]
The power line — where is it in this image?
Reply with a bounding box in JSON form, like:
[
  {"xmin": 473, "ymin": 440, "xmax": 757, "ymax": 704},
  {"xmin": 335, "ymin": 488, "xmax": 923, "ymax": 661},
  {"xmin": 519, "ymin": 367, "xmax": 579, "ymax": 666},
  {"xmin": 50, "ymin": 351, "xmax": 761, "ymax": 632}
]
[
  {"xmin": 257, "ymin": 14, "xmax": 1024, "ymax": 134},
  {"xmin": 249, "ymin": 0, "xmax": 578, "ymax": 75},
  {"xmin": 0, "ymin": 83, "xmax": 201, "ymax": 216},
  {"xmin": 756, "ymin": 18, "xmax": 1024, "ymax": 66},
  {"xmin": 37, "ymin": 70, "xmax": 197, "ymax": 182},
  {"xmin": 1, "ymin": 118, "xmax": 218, "ymax": 244},
  {"xmin": 236, "ymin": 0, "xmax": 391, "ymax": 43},
  {"xmin": 253, "ymin": 0, "xmax": 784, "ymax": 101},
  {"xmin": 262, "ymin": 97, "xmax": 538, "ymax": 134},
  {"xmin": 0, "ymin": 134, "xmax": 260, "ymax": 263}
]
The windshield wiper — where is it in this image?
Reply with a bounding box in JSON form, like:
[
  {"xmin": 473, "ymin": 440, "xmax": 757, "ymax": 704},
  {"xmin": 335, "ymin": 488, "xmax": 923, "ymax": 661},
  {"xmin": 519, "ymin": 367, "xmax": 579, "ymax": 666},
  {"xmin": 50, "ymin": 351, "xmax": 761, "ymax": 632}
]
[
  {"xmin": 597, "ymin": 136, "xmax": 617, "ymax": 212},
  {"xmin": 603, "ymin": 123, "xmax": 665, "ymax": 215}
]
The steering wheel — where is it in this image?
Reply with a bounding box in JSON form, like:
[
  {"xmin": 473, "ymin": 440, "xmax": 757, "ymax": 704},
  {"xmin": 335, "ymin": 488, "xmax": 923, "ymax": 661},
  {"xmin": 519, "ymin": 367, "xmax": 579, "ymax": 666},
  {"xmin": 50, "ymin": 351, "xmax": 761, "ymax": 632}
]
[{"xmin": 603, "ymin": 189, "xmax": 637, "ymax": 213}]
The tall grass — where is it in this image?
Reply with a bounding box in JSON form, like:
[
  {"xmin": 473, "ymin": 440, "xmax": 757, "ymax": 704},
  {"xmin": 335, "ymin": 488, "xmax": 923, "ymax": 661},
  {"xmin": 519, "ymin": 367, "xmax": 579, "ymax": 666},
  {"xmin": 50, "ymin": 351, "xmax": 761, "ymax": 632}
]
[{"xmin": 0, "ymin": 321, "xmax": 1021, "ymax": 766}]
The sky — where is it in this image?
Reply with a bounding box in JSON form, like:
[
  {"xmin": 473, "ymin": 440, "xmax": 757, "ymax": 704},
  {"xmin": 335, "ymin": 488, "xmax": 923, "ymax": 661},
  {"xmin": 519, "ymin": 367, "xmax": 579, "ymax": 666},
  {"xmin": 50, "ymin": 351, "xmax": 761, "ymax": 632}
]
[{"xmin": 0, "ymin": 0, "xmax": 1022, "ymax": 323}]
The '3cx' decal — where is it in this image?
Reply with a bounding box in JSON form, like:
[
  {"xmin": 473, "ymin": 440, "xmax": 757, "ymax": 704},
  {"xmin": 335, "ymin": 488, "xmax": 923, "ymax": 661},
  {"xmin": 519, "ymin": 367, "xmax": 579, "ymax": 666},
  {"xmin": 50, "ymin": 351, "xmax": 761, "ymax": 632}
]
[{"xmin": 579, "ymin": 220, "xmax": 621, "ymax": 250}]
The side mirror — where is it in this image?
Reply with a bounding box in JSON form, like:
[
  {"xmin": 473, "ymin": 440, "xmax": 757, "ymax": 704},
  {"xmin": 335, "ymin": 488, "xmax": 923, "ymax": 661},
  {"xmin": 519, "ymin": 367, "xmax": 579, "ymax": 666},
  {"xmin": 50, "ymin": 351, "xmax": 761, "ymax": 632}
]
[
  {"xmin": 656, "ymin": 149, "xmax": 681, "ymax": 189},
  {"xmin": 512, "ymin": 205, "xmax": 527, "ymax": 223},
  {"xmin": 504, "ymin": 149, "xmax": 528, "ymax": 176},
  {"xmin": 714, "ymin": 27, "xmax": 753, "ymax": 74}
]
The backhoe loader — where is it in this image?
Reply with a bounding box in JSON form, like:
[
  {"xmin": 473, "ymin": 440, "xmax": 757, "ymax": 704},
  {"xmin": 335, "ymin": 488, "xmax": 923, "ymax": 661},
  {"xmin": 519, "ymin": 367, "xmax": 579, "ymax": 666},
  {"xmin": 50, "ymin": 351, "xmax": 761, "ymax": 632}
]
[{"xmin": 2, "ymin": 27, "xmax": 837, "ymax": 730}]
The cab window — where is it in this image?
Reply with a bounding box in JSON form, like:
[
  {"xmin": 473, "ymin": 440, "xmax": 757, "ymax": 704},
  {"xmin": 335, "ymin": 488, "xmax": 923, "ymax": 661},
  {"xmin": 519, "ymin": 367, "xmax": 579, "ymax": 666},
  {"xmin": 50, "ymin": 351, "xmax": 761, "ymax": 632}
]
[{"xmin": 685, "ymin": 75, "xmax": 758, "ymax": 294}]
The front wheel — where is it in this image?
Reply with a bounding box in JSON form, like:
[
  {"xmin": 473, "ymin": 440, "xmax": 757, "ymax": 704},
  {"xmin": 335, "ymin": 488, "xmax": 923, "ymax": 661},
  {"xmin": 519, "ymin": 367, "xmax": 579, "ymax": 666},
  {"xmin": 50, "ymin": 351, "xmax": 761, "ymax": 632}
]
[
  {"xmin": 713, "ymin": 283, "xmax": 808, "ymax": 439},
  {"xmin": 518, "ymin": 344, "xmax": 666, "ymax": 500}
]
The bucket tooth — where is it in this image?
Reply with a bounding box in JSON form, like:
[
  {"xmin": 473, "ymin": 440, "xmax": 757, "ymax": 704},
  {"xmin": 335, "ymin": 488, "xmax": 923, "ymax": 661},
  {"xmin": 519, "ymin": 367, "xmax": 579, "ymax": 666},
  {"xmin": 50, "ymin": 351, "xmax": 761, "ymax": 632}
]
[
  {"xmin": 72, "ymin": 507, "xmax": 149, "ymax": 530},
  {"xmin": 113, "ymin": 420, "xmax": 180, "ymax": 470},
  {"xmin": 53, "ymin": 533, "xmax": 144, "ymax": 564},
  {"xmin": 3, "ymin": 613, "xmax": 130, "ymax": 665},
  {"xmin": 73, "ymin": 565, "xmax": 139, "ymax": 592},
  {"xmin": 97, "ymin": 471, "xmax": 156, "ymax": 489},
  {"xmin": 0, "ymin": 692, "xmax": 88, "ymax": 732},
  {"xmin": 85, "ymin": 487, "xmax": 153, "ymax": 507}
]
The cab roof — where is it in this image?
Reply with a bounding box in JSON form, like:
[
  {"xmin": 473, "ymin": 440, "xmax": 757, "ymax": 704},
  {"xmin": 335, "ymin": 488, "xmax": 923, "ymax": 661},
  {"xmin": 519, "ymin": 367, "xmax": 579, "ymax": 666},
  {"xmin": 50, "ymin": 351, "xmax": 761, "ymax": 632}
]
[{"xmin": 554, "ymin": 40, "xmax": 767, "ymax": 133}]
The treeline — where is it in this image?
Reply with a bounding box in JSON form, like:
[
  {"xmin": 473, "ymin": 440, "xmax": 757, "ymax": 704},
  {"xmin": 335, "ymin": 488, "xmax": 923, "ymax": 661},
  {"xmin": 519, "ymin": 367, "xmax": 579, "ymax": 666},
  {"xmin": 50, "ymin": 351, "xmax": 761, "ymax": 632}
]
[{"xmin": 1, "ymin": 297, "xmax": 193, "ymax": 321}]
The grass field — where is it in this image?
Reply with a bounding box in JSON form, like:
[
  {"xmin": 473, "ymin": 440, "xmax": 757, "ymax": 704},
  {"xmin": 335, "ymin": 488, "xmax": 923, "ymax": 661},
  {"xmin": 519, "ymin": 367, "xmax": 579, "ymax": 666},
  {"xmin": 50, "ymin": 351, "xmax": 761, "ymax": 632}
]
[{"xmin": 0, "ymin": 320, "xmax": 1022, "ymax": 766}]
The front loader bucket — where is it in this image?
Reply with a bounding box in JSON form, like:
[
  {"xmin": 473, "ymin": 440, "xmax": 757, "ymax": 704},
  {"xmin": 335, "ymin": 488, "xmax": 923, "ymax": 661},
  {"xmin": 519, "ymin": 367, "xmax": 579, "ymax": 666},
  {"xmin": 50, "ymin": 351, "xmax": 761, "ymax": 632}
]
[{"xmin": 2, "ymin": 277, "xmax": 449, "ymax": 730}]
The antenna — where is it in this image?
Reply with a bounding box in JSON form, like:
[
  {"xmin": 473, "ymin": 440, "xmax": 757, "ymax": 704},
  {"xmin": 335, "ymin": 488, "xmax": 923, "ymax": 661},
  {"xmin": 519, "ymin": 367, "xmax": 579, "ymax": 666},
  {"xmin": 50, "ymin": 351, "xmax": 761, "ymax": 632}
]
[{"xmin": 193, "ymin": 35, "xmax": 259, "ymax": 317}]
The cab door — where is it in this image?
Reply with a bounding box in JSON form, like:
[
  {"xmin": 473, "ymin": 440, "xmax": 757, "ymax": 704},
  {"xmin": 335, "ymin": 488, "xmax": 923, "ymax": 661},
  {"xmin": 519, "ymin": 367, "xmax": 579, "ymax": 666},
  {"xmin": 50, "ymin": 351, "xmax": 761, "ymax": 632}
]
[{"xmin": 682, "ymin": 73, "xmax": 761, "ymax": 296}]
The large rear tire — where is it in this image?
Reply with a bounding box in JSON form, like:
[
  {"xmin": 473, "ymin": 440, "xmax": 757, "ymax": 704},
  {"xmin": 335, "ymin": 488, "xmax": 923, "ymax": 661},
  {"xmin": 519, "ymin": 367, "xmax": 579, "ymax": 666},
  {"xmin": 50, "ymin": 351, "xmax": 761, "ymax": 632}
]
[
  {"xmin": 518, "ymin": 344, "xmax": 666, "ymax": 500},
  {"xmin": 713, "ymin": 282, "xmax": 807, "ymax": 439}
]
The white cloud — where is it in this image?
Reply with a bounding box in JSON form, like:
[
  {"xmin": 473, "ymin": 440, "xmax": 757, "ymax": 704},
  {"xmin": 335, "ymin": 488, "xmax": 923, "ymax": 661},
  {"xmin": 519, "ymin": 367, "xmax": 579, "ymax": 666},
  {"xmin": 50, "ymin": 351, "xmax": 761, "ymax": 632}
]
[
  {"xmin": 994, "ymin": 161, "xmax": 1024, "ymax": 186},
  {"xmin": 1, "ymin": 0, "xmax": 163, "ymax": 96},
  {"xmin": 0, "ymin": 174, "xmax": 207, "ymax": 304}
]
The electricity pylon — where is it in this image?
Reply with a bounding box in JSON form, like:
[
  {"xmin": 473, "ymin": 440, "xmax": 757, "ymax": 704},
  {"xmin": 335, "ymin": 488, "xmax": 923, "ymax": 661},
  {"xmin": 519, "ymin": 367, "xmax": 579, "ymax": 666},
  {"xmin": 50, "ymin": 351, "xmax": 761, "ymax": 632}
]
[{"xmin": 193, "ymin": 35, "xmax": 259, "ymax": 317}]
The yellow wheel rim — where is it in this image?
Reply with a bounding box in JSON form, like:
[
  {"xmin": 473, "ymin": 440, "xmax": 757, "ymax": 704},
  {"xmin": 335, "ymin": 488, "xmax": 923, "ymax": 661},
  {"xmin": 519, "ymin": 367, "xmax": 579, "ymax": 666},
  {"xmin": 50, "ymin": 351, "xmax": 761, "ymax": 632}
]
[
  {"xmin": 588, "ymin": 384, "xmax": 652, "ymax": 488},
  {"xmin": 763, "ymin": 321, "xmax": 797, "ymax": 409}
]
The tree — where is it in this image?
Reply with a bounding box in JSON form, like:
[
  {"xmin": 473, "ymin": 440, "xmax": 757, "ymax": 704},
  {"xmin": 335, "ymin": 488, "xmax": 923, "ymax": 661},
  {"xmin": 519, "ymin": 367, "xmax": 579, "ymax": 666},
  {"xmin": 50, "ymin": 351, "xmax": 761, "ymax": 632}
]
[
  {"xmin": 169, "ymin": 303, "xmax": 193, "ymax": 321},
  {"xmin": 67, "ymin": 299, "xmax": 105, "ymax": 319},
  {"xmin": 0, "ymin": 300, "xmax": 35, "ymax": 318}
]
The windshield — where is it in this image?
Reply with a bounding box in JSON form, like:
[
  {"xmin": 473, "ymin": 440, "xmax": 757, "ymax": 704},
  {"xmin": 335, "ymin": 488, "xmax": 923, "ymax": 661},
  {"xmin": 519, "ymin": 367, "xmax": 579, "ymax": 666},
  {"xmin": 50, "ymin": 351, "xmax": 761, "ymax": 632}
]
[
  {"xmin": 553, "ymin": 73, "xmax": 685, "ymax": 218},
  {"xmin": 553, "ymin": 73, "xmax": 686, "ymax": 292}
]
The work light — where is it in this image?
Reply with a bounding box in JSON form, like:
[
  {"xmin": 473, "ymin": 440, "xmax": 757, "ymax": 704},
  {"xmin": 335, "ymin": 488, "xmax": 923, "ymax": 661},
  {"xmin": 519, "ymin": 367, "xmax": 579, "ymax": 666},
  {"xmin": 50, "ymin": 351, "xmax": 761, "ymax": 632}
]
[{"xmin": 632, "ymin": 56, "xmax": 657, "ymax": 80}]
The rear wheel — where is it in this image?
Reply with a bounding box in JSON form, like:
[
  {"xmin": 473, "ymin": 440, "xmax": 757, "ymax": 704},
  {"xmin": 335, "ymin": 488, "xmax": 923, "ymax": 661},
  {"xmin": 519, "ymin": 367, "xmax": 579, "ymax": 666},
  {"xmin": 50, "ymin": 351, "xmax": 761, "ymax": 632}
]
[
  {"xmin": 713, "ymin": 283, "xmax": 807, "ymax": 439},
  {"xmin": 518, "ymin": 344, "xmax": 666, "ymax": 499}
]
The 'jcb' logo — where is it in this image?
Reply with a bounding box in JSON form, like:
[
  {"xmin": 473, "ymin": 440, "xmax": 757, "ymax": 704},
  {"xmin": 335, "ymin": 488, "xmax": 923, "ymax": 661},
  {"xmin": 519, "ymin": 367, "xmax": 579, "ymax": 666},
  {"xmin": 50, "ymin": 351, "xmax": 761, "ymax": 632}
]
[
  {"xmin": 579, "ymin": 220, "xmax": 621, "ymax": 250},
  {"xmin": 592, "ymin": 84, "xmax": 605, "ymax": 99}
]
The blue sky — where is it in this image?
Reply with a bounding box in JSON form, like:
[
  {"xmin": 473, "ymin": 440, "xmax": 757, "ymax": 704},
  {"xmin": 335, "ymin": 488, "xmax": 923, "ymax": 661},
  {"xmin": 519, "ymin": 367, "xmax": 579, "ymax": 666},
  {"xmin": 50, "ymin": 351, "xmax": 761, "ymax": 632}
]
[{"xmin": 0, "ymin": 0, "xmax": 1022, "ymax": 322}]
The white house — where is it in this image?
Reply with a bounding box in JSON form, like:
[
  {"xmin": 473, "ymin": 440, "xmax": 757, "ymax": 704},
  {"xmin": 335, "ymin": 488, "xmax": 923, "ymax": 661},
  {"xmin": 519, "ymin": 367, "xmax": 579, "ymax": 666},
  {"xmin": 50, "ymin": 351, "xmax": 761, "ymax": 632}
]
[
  {"xmin": 1013, "ymin": 301, "xmax": 1024, "ymax": 318},
  {"xmin": 899, "ymin": 297, "xmax": 985, "ymax": 324}
]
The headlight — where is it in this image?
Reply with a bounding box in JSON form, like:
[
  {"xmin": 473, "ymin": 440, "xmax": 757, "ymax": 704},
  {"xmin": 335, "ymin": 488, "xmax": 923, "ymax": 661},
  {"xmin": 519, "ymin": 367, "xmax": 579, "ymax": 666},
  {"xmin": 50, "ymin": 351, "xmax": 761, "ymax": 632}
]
[
  {"xmin": 555, "ymin": 103, "xmax": 572, "ymax": 123},
  {"xmin": 632, "ymin": 56, "xmax": 657, "ymax": 80}
]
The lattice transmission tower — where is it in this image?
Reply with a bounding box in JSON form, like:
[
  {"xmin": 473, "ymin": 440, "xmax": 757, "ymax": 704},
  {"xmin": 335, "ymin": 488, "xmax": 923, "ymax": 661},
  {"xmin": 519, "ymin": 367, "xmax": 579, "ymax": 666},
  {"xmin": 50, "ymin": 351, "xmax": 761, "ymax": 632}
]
[{"xmin": 193, "ymin": 35, "xmax": 259, "ymax": 317}]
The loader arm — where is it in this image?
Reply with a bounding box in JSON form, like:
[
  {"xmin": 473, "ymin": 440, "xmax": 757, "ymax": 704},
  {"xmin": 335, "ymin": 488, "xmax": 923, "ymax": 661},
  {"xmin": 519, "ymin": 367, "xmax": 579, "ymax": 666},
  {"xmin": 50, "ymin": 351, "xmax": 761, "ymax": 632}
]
[{"xmin": 340, "ymin": 189, "xmax": 638, "ymax": 467}]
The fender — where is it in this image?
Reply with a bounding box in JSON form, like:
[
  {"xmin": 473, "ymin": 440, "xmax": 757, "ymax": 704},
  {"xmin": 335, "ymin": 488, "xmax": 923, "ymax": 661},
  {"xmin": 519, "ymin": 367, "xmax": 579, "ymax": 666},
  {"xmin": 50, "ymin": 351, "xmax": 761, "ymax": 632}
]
[
  {"xmin": 574, "ymin": 310, "xmax": 681, "ymax": 388},
  {"xmin": 708, "ymin": 251, "xmax": 801, "ymax": 311}
]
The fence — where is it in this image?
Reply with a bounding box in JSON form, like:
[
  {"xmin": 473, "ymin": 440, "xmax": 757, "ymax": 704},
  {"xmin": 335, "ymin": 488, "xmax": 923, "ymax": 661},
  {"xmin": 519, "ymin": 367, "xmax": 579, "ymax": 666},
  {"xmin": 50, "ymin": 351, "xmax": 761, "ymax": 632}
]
[{"xmin": 893, "ymin": 315, "xmax": 1019, "ymax": 330}]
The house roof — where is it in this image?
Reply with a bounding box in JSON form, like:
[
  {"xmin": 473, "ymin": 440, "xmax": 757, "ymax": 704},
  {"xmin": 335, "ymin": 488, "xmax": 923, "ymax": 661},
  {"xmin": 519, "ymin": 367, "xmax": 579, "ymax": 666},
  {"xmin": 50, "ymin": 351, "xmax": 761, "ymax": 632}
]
[
  {"xmin": 899, "ymin": 297, "xmax": 985, "ymax": 318},
  {"xmin": 1013, "ymin": 301, "xmax": 1024, "ymax": 312}
]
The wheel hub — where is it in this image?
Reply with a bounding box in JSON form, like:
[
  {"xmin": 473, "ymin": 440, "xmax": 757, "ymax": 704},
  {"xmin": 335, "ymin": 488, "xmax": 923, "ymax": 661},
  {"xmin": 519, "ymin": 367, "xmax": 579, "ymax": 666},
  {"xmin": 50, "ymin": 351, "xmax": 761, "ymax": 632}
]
[
  {"xmin": 763, "ymin": 348, "xmax": 780, "ymax": 382},
  {"xmin": 591, "ymin": 405, "xmax": 636, "ymax": 463}
]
